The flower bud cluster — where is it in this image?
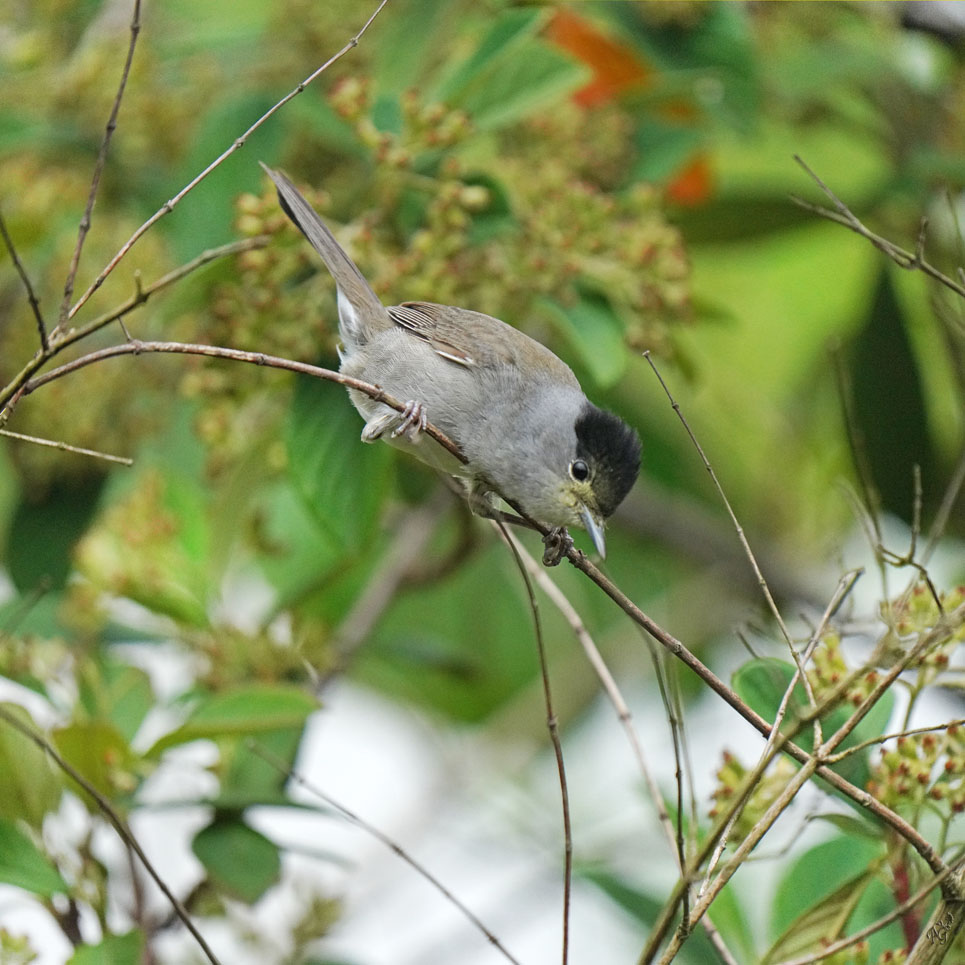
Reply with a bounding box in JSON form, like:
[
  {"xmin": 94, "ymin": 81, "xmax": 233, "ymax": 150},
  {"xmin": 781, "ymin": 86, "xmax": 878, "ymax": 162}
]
[
  {"xmin": 883, "ymin": 583, "xmax": 965, "ymax": 672},
  {"xmin": 867, "ymin": 725, "xmax": 965, "ymax": 814},
  {"xmin": 708, "ymin": 751, "xmax": 795, "ymax": 840},
  {"xmin": 808, "ymin": 634, "xmax": 881, "ymax": 707}
]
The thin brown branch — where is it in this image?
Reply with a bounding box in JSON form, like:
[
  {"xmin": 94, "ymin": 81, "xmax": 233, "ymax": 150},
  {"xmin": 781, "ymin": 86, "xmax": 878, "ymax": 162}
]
[
  {"xmin": 642, "ymin": 352, "xmax": 805, "ymax": 682},
  {"xmin": 246, "ymin": 741, "xmax": 524, "ymax": 965},
  {"xmin": 498, "ymin": 520, "xmax": 572, "ymax": 965},
  {"xmin": 499, "ymin": 527, "xmax": 739, "ymax": 965},
  {"xmin": 56, "ymin": 0, "xmax": 142, "ymax": 334},
  {"xmin": 0, "ymin": 428, "xmax": 133, "ymax": 466},
  {"xmin": 17, "ymin": 334, "xmax": 947, "ymax": 890},
  {"xmin": 0, "ymin": 705, "xmax": 221, "ymax": 965},
  {"xmin": 791, "ymin": 155, "xmax": 965, "ymax": 299},
  {"xmin": 0, "ymin": 209, "xmax": 48, "ymax": 351},
  {"xmin": 61, "ymin": 236, "xmax": 271, "ymax": 348},
  {"xmin": 21, "ymin": 337, "xmax": 465, "ymax": 462},
  {"xmin": 66, "ymin": 0, "xmax": 391, "ymax": 322}
]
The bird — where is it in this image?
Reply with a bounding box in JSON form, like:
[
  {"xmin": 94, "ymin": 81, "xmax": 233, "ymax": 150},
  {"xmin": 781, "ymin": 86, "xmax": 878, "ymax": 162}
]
[{"xmin": 262, "ymin": 163, "xmax": 640, "ymax": 560}]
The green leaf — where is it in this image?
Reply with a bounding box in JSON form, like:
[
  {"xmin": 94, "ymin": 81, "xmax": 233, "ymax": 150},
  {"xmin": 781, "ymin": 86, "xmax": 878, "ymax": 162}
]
[
  {"xmin": 372, "ymin": 0, "xmax": 450, "ymax": 95},
  {"xmin": 285, "ymin": 374, "xmax": 391, "ymax": 553},
  {"xmin": 434, "ymin": 8, "xmax": 588, "ymax": 131},
  {"xmin": 580, "ymin": 866, "xmax": 742, "ymax": 963},
  {"xmin": 78, "ymin": 659, "xmax": 155, "ymax": 745},
  {"xmin": 67, "ymin": 930, "xmax": 142, "ymax": 965},
  {"xmin": 0, "ymin": 704, "xmax": 63, "ymax": 827},
  {"xmin": 732, "ymin": 657, "xmax": 894, "ymax": 791},
  {"xmin": 146, "ymin": 685, "xmax": 317, "ymax": 758},
  {"xmin": 52, "ymin": 721, "xmax": 134, "ymax": 800},
  {"xmin": 434, "ymin": 8, "xmax": 546, "ymax": 104},
  {"xmin": 219, "ymin": 726, "xmax": 306, "ymax": 806},
  {"xmin": 766, "ymin": 836, "xmax": 883, "ymax": 962},
  {"xmin": 632, "ymin": 119, "xmax": 705, "ymax": 184},
  {"xmin": 463, "ymin": 173, "xmax": 516, "ymax": 245},
  {"xmin": 192, "ymin": 818, "xmax": 280, "ymax": 903},
  {"xmin": 765, "ymin": 869, "xmax": 876, "ymax": 964},
  {"xmin": 6, "ymin": 475, "xmax": 105, "ymax": 592},
  {"xmin": 849, "ymin": 269, "xmax": 938, "ymax": 524},
  {"xmin": 733, "ymin": 659, "xmax": 809, "ymax": 737},
  {"xmin": 0, "ymin": 818, "xmax": 67, "ymax": 897},
  {"xmin": 539, "ymin": 290, "xmax": 628, "ymax": 388}
]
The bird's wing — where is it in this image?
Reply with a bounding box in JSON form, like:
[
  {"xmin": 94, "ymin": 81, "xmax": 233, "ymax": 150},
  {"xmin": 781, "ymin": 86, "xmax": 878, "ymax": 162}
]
[{"xmin": 387, "ymin": 301, "xmax": 522, "ymax": 368}]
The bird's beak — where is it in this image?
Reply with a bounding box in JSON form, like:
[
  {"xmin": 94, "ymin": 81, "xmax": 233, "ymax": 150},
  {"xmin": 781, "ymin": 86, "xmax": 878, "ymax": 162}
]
[{"xmin": 579, "ymin": 504, "xmax": 606, "ymax": 559}]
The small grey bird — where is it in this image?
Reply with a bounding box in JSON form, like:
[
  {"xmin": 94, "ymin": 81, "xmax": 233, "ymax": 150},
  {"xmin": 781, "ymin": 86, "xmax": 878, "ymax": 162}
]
[{"xmin": 262, "ymin": 164, "xmax": 640, "ymax": 558}]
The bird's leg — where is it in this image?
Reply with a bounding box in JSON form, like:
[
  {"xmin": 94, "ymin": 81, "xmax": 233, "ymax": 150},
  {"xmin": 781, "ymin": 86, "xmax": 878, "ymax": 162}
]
[{"xmin": 541, "ymin": 527, "xmax": 573, "ymax": 567}]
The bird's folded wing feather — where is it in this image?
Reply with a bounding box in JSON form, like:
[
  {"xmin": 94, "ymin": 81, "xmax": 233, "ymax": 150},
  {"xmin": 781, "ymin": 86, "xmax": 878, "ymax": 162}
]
[{"xmin": 388, "ymin": 301, "xmax": 521, "ymax": 368}]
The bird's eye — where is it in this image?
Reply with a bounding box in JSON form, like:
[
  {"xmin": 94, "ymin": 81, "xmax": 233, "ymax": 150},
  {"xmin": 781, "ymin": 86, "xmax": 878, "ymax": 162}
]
[{"xmin": 569, "ymin": 459, "xmax": 590, "ymax": 482}]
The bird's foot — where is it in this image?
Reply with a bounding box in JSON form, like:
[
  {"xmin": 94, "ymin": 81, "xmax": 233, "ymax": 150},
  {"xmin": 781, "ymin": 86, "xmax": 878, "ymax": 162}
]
[
  {"xmin": 542, "ymin": 527, "xmax": 573, "ymax": 567},
  {"xmin": 390, "ymin": 400, "xmax": 428, "ymax": 440},
  {"xmin": 360, "ymin": 400, "xmax": 427, "ymax": 443}
]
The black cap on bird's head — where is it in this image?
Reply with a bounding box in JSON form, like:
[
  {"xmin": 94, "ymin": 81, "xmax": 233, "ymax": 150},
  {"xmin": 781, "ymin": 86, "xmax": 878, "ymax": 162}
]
[{"xmin": 574, "ymin": 403, "xmax": 641, "ymax": 519}]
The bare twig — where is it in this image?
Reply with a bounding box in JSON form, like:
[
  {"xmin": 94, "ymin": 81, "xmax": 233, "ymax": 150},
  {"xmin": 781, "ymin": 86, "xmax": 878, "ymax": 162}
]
[
  {"xmin": 246, "ymin": 741, "xmax": 523, "ymax": 965},
  {"xmin": 0, "ymin": 705, "xmax": 221, "ymax": 965},
  {"xmin": 66, "ymin": 0, "xmax": 391, "ymax": 321},
  {"xmin": 497, "ymin": 521, "xmax": 572, "ymax": 965},
  {"xmin": 56, "ymin": 0, "xmax": 142, "ymax": 334},
  {"xmin": 0, "ymin": 428, "xmax": 133, "ymax": 466},
  {"xmin": 822, "ymin": 717, "xmax": 965, "ymax": 765},
  {"xmin": 0, "ymin": 209, "xmax": 48, "ymax": 351},
  {"xmin": 791, "ymin": 155, "xmax": 965, "ymax": 299}
]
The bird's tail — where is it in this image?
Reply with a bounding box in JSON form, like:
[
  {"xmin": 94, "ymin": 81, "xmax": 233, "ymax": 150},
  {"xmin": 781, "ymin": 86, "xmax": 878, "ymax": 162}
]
[{"xmin": 261, "ymin": 163, "xmax": 389, "ymax": 346}]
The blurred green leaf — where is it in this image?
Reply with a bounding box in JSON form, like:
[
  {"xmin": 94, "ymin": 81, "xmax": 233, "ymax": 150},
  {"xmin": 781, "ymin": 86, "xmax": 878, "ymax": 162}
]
[
  {"xmin": 372, "ymin": 0, "xmax": 450, "ymax": 95},
  {"xmin": 67, "ymin": 930, "xmax": 142, "ymax": 965},
  {"xmin": 78, "ymin": 659, "xmax": 155, "ymax": 745},
  {"xmin": 435, "ymin": 8, "xmax": 588, "ymax": 130},
  {"xmin": 539, "ymin": 289, "xmax": 628, "ymax": 388},
  {"xmin": 0, "ymin": 705, "xmax": 63, "ymax": 827},
  {"xmin": 218, "ymin": 726, "xmax": 306, "ymax": 806},
  {"xmin": 632, "ymin": 118, "xmax": 705, "ymax": 184},
  {"xmin": 0, "ymin": 817, "xmax": 67, "ymax": 897},
  {"xmin": 849, "ymin": 875, "xmax": 910, "ymax": 964},
  {"xmin": 434, "ymin": 7, "xmax": 546, "ymax": 103},
  {"xmin": 146, "ymin": 685, "xmax": 316, "ymax": 758},
  {"xmin": 6, "ymin": 475, "xmax": 105, "ymax": 593},
  {"xmin": 849, "ymin": 269, "xmax": 938, "ymax": 523},
  {"xmin": 463, "ymin": 173, "xmax": 515, "ymax": 245},
  {"xmin": 192, "ymin": 818, "xmax": 281, "ymax": 903},
  {"xmin": 53, "ymin": 720, "xmax": 134, "ymax": 800},
  {"xmin": 285, "ymin": 374, "xmax": 391, "ymax": 553},
  {"xmin": 770, "ymin": 835, "xmax": 883, "ymax": 938}
]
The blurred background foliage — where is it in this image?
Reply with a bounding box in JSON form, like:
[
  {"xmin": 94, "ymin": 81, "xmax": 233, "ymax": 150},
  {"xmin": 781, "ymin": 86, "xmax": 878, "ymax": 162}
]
[{"xmin": 1, "ymin": 1, "xmax": 965, "ymax": 963}]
